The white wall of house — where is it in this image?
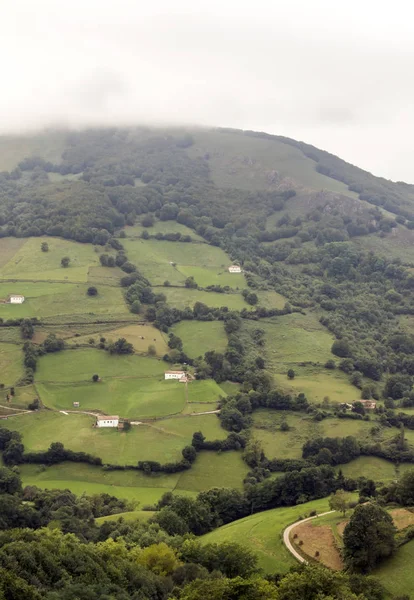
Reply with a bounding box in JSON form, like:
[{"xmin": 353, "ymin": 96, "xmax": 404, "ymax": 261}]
[
  {"xmin": 228, "ymin": 266, "xmax": 241, "ymax": 273},
  {"xmin": 165, "ymin": 372, "xmax": 185, "ymax": 380},
  {"xmin": 9, "ymin": 296, "xmax": 24, "ymax": 304},
  {"xmin": 96, "ymin": 418, "xmax": 119, "ymax": 428}
]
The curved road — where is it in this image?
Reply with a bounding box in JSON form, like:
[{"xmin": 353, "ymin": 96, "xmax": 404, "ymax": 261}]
[{"xmin": 283, "ymin": 510, "xmax": 335, "ymax": 563}]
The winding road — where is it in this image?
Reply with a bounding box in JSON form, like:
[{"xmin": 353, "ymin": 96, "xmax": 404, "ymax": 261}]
[{"xmin": 283, "ymin": 510, "xmax": 335, "ymax": 563}]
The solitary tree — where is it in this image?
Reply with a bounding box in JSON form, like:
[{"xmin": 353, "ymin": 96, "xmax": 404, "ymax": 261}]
[
  {"xmin": 148, "ymin": 344, "xmax": 156, "ymax": 356},
  {"xmin": 343, "ymin": 503, "xmax": 396, "ymax": 571},
  {"xmin": 41, "ymin": 242, "xmax": 49, "ymax": 252},
  {"xmin": 87, "ymin": 286, "xmax": 98, "ymax": 296},
  {"xmin": 287, "ymin": 369, "xmax": 295, "ymax": 380},
  {"xmin": 329, "ymin": 489, "xmax": 351, "ymax": 516},
  {"xmin": 61, "ymin": 256, "xmax": 70, "ymax": 268},
  {"xmin": 92, "ymin": 374, "xmax": 99, "ymax": 382}
]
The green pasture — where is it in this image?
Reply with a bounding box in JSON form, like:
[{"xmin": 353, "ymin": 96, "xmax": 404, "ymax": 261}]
[
  {"xmin": 123, "ymin": 238, "xmax": 242, "ymax": 287},
  {"xmin": 183, "ymin": 402, "xmax": 218, "ymax": 414},
  {"xmin": 4, "ymin": 410, "xmax": 226, "ymax": 465},
  {"xmin": 189, "ymin": 130, "xmax": 357, "ymax": 197},
  {"xmin": 355, "ymin": 227, "xmax": 414, "ymax": 264},
  {"xmin": 70, "ymin": 324, "xmax": 169, "ymax": 356},
  {"xmin": 201, "ymin": 497, "xmax": 333, "ymax": 573},
  {"xmin": 0, "ymin": 281, "xmax": 128, "ymax": 319},
  {"xmin": 35, "ymin": 349, "xmax": 165, "ymax": 382},
  {"xmin": 37, "ymin": 379, "xmax": 186, "ymax": 419},
  {"xmin": 256, "ymin": 290, "xmax": 287, "ymax": 310},
  {"xmin": 95, "ymin": 511, "xmax": 155, "ymax": 524},
  {"xmin": 176, "ymin": 265, "xmax": 246, "ymax": 288},
  {"xmin": 335, "ymin": 456, "xmax": 411, "ymax": 483},
  {"xmin": 17, "ymin": 463, "xmax": 185, "ymax": 504},
  {"xmin": 0, "ymin": 237, "xmax": 99, "ymax": 282},
  {"xmin": 87, "ymin": 265, "xmax": 124, "ymax": 286},
  {"xmin": 255, "ymin": 313, "xmax": 335, "ymax": 366},
  {"xmin": 162, "ymin": 286, "xmax": 248, "ymax": 310},
  {"xmin": 252, "ymin": 410, "xmax": 396, "ymax": 460},
  {"xmin": 125, "ymin": 220, "xmax": 204, "ymax": 241},
  {"xmin": 0, "ymin": 342, "xmax": 24, "ymax": 385},
  {"xmin": 1, "ymin": 384, "xmax": 37, "ymax": 410},
  {"xmin": 171, "ymin": 321, "xmax": 228, "ymax": 357},
  {"xmin": 272, "ymin": 366, "xmax": 358, "ymax": 404},
  {"xmin": 374, "ymin": 539, "xmax": 414, "ymax": 598},
  {"xmin": 176, "ymin": 451, "xmax": 249, "ymax": 492},
  {"xmin": 219, "ymin": 381, "xmax": 241, "ymax": 395},
  {"xmin": 0, "ymin": 238, "xmax": 26, "ymax": 268},
  {"xmin": 187, "ymin": 379, "xmax": 225, "ymax": 403}
]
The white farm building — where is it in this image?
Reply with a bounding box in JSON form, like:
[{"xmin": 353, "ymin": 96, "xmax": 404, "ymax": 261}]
[
  {"xmin": 165, "ymin": 370, "xmax": 186, "ymax": 380},
  {"xmin": 228, "ymin": 265, "xmax": 241, "ymax": 273},
  {"xmin": 8, "ymin": 294, "xmax": 25, "ymax": 304},
  {"xmin": 96, "ymin": 415, "xmax": 119, "ymax": 428}
]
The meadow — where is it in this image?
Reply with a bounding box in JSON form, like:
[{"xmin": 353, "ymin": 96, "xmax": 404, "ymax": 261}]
[
  {"xmin": 171, "ymin": 321, "xmax": 227, "ymax": 357},
  {"xmin": 201, "ymin": 497, "xmax": 333, "ymax": 573},
  {"xmin": 272, "ymin": 366, "xmax": 359, "ymax": 404},
  {"xmin": 4, "ymin": 409, "xmax": 227, "ymax": 465},
  {"xmin": 0, "ymin": 237, "xmax": 100, "ymax": 282},
  {"xmin": 335, "ymin": 456, "xmax": 414, "ymax": 483},
  {"xmin": 162, "ymin": 287, "xmax": 248, "ymax": 310},
  {"xmin": 0, "ymin": 342, "xmax": 24, "ymax": 385},
  {"xmin": 188, "ymin": 130, "xmax": 357, "ymax": 197},
  {"xmin": 374, "ymin": 539, "xmax": 414, "ymax": 598},
  {"xmin": 68, "ymin": 323, "xmax": 169, "ymax": 356},
  {"xmin": 124, "ymin": 220, "xmax": 205, "ymax": 241},
  {"xmin": 252, "ymin": 409, "xmax": 396, "ymax": 460}
]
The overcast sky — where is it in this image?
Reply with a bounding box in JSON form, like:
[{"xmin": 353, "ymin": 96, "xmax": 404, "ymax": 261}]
[{"xmin": 1, "ymin": 0, "xmax": 413, "ymax": 182}]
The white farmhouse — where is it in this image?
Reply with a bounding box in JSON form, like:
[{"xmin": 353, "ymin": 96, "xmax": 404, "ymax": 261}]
[
  {"xmin": 165, "ymin": 370, "xmax": 186, "ymax": 380},
  {"xmin": 8, "ymin": 294, "xmax": 25, "ymax": 304},
  {"xmin": 96, "ymin": 415, "xmax": 119, "ymax": 428},
  {"xmin": 228, "ymin": 265, "xmax": 241, "ymax": 273}
]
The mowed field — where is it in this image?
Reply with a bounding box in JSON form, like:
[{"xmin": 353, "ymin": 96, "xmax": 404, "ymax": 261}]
[
  {"xmin": 171, "ymin": 321, "xmax": 227, "ymax": 357},
  {"xmin": 4, "ymin": 409, "xmax": 227, "ymax": 465},
  {"xmin": 0, "ymin": 342, "xmax": 24, "ymax": 386},
  {"xmin": 162, "ymin": 287, "xmax": 248, "ymax": 310},
  {"xmin": 123, "ymin": 238, "xmax": 246, "ymax": 288},
  {"xmin": 34, "ymin": 348, "xmax": 223, "ymax": 418},
  {"xmin": 201, "ymin": 497, "xmax": 333, "ymax": 573},
  {"xmin": 69, "ymin": 323, "xmax": 169, "ymax": 356}
]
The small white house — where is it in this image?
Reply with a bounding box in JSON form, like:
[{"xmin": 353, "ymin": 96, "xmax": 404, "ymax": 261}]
[
  {"xmin": 228, "ymin": 265, "xmax": 241, "ymax": 273},
  {"xmin": 96, "ymin": 415, "xmax": 119, "ymax": 428},
  {"xmin": 8, "ymin": 294, "xmax": 25, "ymax": 304},
  {"xmin": 165, "ymin": 370, "xmax": 186, "ymax": 380}
]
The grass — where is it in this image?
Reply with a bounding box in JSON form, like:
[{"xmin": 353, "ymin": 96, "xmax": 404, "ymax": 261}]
[
  {"xmin": 219, "ymin": 381, "xmax": 241, "ymax": 395},
  {"xmin": 0, "ymin": 131, "xmax": 66, "ymax": 171},
  {"xmin": 95, "ymin": 511, "xmax": 155, "ymax": 523},
  {"xmin": 187, "ymin": 379, "xmax": 225, "ymax": 403},
  {"xmin": 4, "ymin": 410, "xmax": 226, "ymax": 465},
  {"xmin": 188, "ymin": 130, "xmax": 357, "ymax": 197},
  {"xmin": 255, "ymin": 313, "xmax": 335, "ymax": 366},
  {"xmin": 69, "ymin": 324, "xmax": 169, "ymax": 356},
  {"xmin": 252, "ymin": 410, "xmax": 396, "ymax": 460},
  {"xmin": 201, "ymin": 497, "xmax": 334, "ymax": 573},
  {"xmin": 374, "ymin": 540, "xmax": 414, "ymax": 597},
  {"xmin": 123, "ymin": 238, "xmax": 245, "ymax": 287},
  {"xmin": 37, "ymin": 379, "xmax": 187, "ymax": 419},
  {"xmin": 0, "ymin": 342, "xmax": 23, "ymax": 385},
  {"xmin": 336, "ymin": 456, "xmax": 401, "ymax": 482},
  {"xmin": 125, "ymin": 221, "xmax": 204, "ymax": 241},
  {"xmin": 0, "ymin": 282, "xmax": 128, "ymax": 319},
  {"xmin": 35, "ymin": 349, "xmax": 165, "ymax": 383},
  {"xmin": 256, "ymin": 290, "xmax": 287, "ymax": 310},
  {"xmin": 162, "ymin": 287, "xmax": 248, "ymax": 310},
  {"xmin": 0, "ymin": 238, "xmax": 26, "ymax": 268},
  {"xmin": 272, "ymin": 366, "xmax": 359, "ymax": 404},
  {"xmin": 171, "ymin": 321, "xmax": 227, "ymax": 357},
  {"xmin": 176, "ymin": 451, "xmax": 249, "ymax": 492},
  {"xmin": 0, "ymin": 237, "xmax": 100, "ymax": 283}
]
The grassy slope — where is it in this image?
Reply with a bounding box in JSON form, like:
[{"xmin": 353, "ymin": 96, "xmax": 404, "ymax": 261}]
[
  {"xmin": 189, "ymin": 130, "xmax": 358, "ymax": 196},
  {"xmin": 70, "ymin": 324, "xmax": 169, "ymax": 356},
  {"xmin": 162, "ymin": 287, "xmax": 248, "ymax": 310},
  {"xmin": 0, "ymin": 131, "xmax": 66, "ymax": 171},
  {"xmin": 374, "ymin": 540, "xmax": 414, "ymax": 597},
  {"xmin": 201, "ymin": 497, "xmax": 333, "ymax": 573},
  {"xmin": 171, "ymin": 321, "xmax": 228, "ymax": 357}
]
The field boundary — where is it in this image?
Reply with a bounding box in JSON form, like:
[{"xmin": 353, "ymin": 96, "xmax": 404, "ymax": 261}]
[{"xmin": 283, "ymin": 511, "xmax": 335, "ymax": 564}]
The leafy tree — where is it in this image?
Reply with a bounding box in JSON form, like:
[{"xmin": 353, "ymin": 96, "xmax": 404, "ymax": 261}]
[
  {"xmin": 332, "ymin": 339, "xmax": 351, "ymax": 358},
  {"xmin": 20, "ymin": 319, "xmax": 34, "ymax": 339},
  {"xmin": 148, "ymin": 344, "xmax": 156, "ymax": 356},
  {"xmin": 329, "ymin": 489, "xmax": 351, "ymax": 516},
  {"xmin": 61, "ymin": 256, "xmax": 70, "ymax": 268},
  {"xmin": 41, "ymin": 242, "xmax": 49, "ymax": 252},
  {"xmin": 287, "ymin": 369, "xmax": 295, "ymax": 380},
  {"xmin": 92, "ymin": 374, "xmax": 99, "ymax": 382},
  {"xmin": 28, "ymin": 398, "xmax": 40, "ymax": 410},
  {"xmin": 182, "ymin": 445, "xmax": 197, "ymax": 463},
  {"xmin": 43, "ymin": 334, "xmax": 64, "ymax": 353},
  {"xmin": 107, "ymin": 337, "xmax": 134, "ymax": 355},
  {"xmin": 343, "ymin": 503, "xmax": 396, "ymax": 571},
  {"xmin": 141, "ymin": 214, "xmax": 154, "ymax": 227},
  {"xmin": 185, "ymin": 276, "xmax": 198, "ymax": 289},
  {"xmin": 130, "ymin": 300, "xmax": 141, "ymax": 314},
  {"xmin": 325, "ymin": 359, "xmax": 336, "ymax": 369},
  {"xmin": 87, "ymin": 286, "xmax": 98, "ymax": 296},
  {"xmin": 0, "ymin": 466, "xmax": 22, "ymax": 494}
]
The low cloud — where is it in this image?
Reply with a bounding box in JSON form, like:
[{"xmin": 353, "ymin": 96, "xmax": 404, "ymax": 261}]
[{"xmin": 1, "ymin": 0, "xmax": 414, "ymax": 181}]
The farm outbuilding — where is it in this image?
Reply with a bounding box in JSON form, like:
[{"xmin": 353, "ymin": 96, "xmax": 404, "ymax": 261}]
[
  {"xmin": 96, "ymin": 415, "xmax": 119, "ymax": 428},
  {"xmin": 165, "ymin": 370, "xmax": 186, "ymax": 380},
  {"xmin": 228, "ymin": 265, "xmax": 241, "ymax": 273},
  {"xmin": 7, "ymin": 294, "xmax": 25, "ymax": 304}
]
